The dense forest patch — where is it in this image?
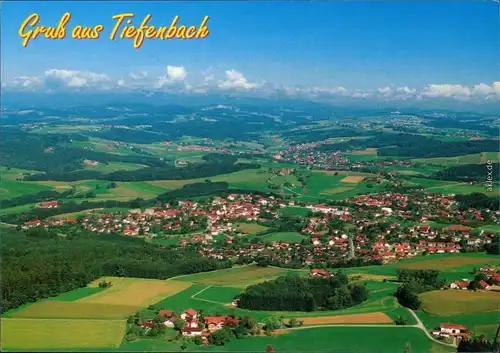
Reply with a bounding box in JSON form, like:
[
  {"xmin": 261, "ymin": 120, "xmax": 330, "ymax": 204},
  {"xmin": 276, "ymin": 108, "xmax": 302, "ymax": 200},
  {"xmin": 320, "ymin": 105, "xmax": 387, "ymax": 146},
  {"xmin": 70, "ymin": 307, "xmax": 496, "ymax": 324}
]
[
  {"xmin": 0, "ymin": 229, "xmax": 231, "ymax": 313},
  {"xmin": 237, "ymin": 272, "xmax": 369, "ymax": 311}
]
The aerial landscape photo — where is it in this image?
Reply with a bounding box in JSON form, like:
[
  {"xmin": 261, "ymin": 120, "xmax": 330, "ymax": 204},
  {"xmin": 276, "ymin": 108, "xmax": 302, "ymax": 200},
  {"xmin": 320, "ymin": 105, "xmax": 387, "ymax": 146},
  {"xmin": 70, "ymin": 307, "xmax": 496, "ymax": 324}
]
[{"xmin": 0, "ymin": 1, "xmax": 499, "ymax": 352}]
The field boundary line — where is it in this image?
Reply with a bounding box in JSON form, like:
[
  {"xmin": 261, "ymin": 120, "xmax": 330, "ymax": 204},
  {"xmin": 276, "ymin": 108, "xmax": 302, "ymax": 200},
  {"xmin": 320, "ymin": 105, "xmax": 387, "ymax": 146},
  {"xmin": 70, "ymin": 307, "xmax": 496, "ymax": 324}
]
[
  {"xmin": 165, "ymin": 264, "xmax": 253, "ymax": 281},
  {"xmin": 190, "ymin": 285, "xmax": 214, "ymax": 299}
]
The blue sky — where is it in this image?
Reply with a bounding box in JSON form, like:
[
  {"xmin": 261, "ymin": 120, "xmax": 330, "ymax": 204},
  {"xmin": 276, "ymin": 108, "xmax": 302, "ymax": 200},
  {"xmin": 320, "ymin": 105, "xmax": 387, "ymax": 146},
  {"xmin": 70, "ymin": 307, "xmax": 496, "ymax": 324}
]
[{"xmin": 1, "ymin": 1, "xmax": 498, "ymax": 102}]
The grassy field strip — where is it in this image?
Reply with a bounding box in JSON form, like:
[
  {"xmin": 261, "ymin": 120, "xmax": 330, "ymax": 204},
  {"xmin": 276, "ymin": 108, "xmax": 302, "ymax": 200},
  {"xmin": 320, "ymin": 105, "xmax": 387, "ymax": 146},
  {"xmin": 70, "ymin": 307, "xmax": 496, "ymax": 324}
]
[
  {"xmin": 419, "ymin": 290, "xmax": 500, "ymax": 315},
  {"xmin": 79, "ymin": 277, "xmax": 192, "ymax": 306},
  {"xmin": 8, "ymin": 301, "xmax": 138, "ymax": 319},
  {"xmin": 1, "ymin": 318, "xmax": 126, "ymax": 350}
]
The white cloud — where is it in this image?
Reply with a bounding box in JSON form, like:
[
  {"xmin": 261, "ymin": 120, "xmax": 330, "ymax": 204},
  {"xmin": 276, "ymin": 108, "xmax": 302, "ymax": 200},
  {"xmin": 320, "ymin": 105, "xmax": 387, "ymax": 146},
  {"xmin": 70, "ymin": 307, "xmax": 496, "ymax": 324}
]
[
  {"xmin": 204, "ymin": 74, "xmax": 215, "ymax": 83},
  {"xmin": 129, "ymin": 71, "xmax": 148, "ymax": 80},
  {"xmin": 7, "ymin": 76, "xmax": 43, "ymax": 89},
  {"xmin": 43, "ymin": 69, "xmax": 112, "ymax": 90},
  {"xmin": 217, "ymin": 70, "xmax": 259, "ymax": 90},
  {"xmin": 421, "ymin": 84, "xmax": 471, "ymax": 98},
  {"xmin": 472, "ymin": 83, "xmax": 494, "ymax": 95},
  {"xmin": 3, "ymin": 67, "xmax": 499, "ymax": 104},
  {"xmin": 166, "ymin": 65, "xmax": 187, "ymax": 81},
  {"xmin": 155, "ymin": 65, "xmax": 187, "ymax": 88}
]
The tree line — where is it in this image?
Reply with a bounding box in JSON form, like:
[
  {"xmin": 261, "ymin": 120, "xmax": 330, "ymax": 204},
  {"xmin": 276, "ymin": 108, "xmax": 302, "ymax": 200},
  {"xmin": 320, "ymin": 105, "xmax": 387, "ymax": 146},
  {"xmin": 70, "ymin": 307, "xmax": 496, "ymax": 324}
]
[
  {"xmin": 0, "ymin": 228, "xmax": 232, "ymax": 313},
  {"xmin": 394, "ymin": 269, "xmax": 444, "ymax": 310},
  {"xmin": 238, "ymin": 273, "xmax": 369, "ymax": 312},
  {"xmin": 455, "ymin": 193, "xmax": 499, "ymax": 212},
  {"xmin": 432, "ymin": 163, "xmax": 499, "ymax": 182},
  {"xmin": 316, "ymin": 133, "xmax": 498, "ymax": 159}
]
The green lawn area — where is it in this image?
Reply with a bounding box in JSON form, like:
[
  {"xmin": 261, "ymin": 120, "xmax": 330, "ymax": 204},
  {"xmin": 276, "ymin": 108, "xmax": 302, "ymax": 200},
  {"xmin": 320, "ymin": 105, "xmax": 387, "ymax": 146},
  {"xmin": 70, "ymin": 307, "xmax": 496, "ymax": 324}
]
[
  {"xmin": 121, "ymin": 326, "xmax": 449, "ymax": 353},
  {"xmin": 1, "ymin": 318, "xmax": 126, "ymax": 350},
  {"xmin": 262, "ymin": 231, "xmax": 307, "ymax": 243},
  {"xmin": 0, "ymin": 203, "xmax": 38, "ymax": 216},
  {"xmin": 81, "ymin": 161, "xmax": 147, "ymax": 173},
  {"xmin": 0, "ymin": 166, "xmax": 40, "ymax": 180},
  {"xmin": 236, "ymin": 222, "xmax": 268, "ymax": 234},
  {"xmin": 202, "ymin": 327, "xmax": 449, "ymax": 353},
  {"xmin": 193, "ymin": 285, "xmax": 242, "ymax": 303},
  {"xmin": 419, "ymin": 290, "xmax": 500, "ymax": 315},
  {"xmin": 0, "ymin": 179, "xmax": 53, "ymax": 200},
  {"xmin": 280, "ymin": 206, "xmax": 310, "ymax": 217},
  {"xmin": 302, "ymin": 172, "xmax": 345, "ymax": 198},
  {"xmin": 297, "ymin": 171, "xmax": 387, "ymax": 202},
  {"xmin": 48, "ymin": 287, "xmax": 106, "ymax": 301},
  {"xmin": 6, "ymin": 301, "xmax": 137, "ymax": 320}
]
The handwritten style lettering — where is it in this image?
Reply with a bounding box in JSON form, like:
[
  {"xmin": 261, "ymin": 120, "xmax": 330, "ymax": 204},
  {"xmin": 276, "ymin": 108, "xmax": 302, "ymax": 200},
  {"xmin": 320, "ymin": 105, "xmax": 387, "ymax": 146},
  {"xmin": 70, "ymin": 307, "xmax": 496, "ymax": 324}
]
[
  {"xmin": 18, "ymin": 13, "xmax": 210, "ymax": 48},
  {"xmin": 19, "ymin": 12, "xmax": 71, "ymax": 47},
  {"xmin": 110, "ymin": 14, "xmax": 210, "ymax": 49}
]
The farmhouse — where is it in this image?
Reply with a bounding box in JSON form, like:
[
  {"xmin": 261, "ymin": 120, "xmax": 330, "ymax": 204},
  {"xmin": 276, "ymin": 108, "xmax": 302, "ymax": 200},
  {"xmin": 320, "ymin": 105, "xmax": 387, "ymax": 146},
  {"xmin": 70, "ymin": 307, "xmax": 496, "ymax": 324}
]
[
  {"xmin": 431, "ymin": 323, "xmax": 470, "ymax": 340},
  {"xmin": 310, "ymin": 269, "xmax": 331, "ymax": 277},
  {"xmin": 159, "ymin": 310, "xmax": 177, "ymax": 327},
  {"xmin": 449, "ymin": 280, "xmax": 469, "ymax": 290},
  {"xmin": 204, "ymin": 316, "xmax": 239, "ymax": 332},
  {"xmin": 39, "ymin": 200, "xmax": 58, "ymax": 208},
  {"xmin": 83, "ymin": 159, "xmax": 99, "ymax": 166},
  {"xmin": 24, "ymin": 219, "xmax": 42, "ymax": 228},
  {"xmin": 180, "ymin": 308, "xmax": 198, "ymax": 321},
  {"xmin": 182, "ymin": 327, "xmax": 203, "ymax": 336}
]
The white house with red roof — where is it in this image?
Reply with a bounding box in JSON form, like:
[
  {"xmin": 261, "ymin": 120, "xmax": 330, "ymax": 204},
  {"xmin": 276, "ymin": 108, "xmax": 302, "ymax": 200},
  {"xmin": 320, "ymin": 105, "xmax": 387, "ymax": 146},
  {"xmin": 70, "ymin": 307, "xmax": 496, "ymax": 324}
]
[
  {"xmin": 431, "ymin": 323, "xmax": 470, "ymax": 340},
  {"xmin": 182, "ymin": 327, "xmax": 203, "ymax": 336},
  {"xmin": 310, "ymin": 269, "xmax": 331, "ymax": 277},
  {"xmin": 449, "ymin": 280, "xmax": 469, "ymax": 290},
  {"xmin": 39, "ymin": 200, "xmax": 58, "ymax": 208},
  {"xmin": 180, "ymin": 308, "xmax": 198, "ymax": 321}
]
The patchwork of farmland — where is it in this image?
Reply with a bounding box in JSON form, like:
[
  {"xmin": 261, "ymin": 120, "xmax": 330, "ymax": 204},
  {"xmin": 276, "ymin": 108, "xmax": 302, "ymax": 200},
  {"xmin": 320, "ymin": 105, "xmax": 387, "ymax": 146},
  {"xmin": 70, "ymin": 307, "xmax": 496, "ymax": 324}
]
[{"xmin": 2, "ymin": 254, "xmax": 499, "ymax": 351}]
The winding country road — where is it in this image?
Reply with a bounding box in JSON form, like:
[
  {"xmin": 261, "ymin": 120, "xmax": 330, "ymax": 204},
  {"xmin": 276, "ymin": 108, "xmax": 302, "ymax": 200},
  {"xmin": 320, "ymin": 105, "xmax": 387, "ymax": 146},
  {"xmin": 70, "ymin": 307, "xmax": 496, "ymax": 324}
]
[{"xmin": 407, "ymin": 308, "xmax": 457, "ymax": 348}]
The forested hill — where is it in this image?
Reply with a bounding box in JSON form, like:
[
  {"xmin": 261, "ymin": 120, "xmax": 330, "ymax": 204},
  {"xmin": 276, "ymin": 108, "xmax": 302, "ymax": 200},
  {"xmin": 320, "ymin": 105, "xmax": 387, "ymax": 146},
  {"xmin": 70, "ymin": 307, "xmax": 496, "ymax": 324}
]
[
  {"xmin": 316, "ymin": 133, "xmax": 498, "ymax": 158},
  {"xmin": 0, "ymin": 130, "xmax": 165, "ymax": 173},
  {"xmin": 0, "ymin": 229, "xmax": 232, "ymax": 313},
  {"xmin": 24, "ymin": 154, "xmax": 261, "ymax": 182}
]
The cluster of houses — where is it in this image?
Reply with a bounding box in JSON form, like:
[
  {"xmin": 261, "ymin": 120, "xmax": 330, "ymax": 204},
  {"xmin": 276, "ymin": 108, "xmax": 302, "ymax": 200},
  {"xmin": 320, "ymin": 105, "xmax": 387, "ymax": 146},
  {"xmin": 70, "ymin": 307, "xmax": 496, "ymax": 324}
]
[
  {"xmin": 140, "ymin": 308, "xmax": 239, "ymax": 341},
  {"xmin": 449, "ymin": 265, "xmax": 500, "ymax": 291},
  {"xmin": 271, "ymin": 141, "xmax": 412, "ymax": 171},
  {"xmin": 22, "ymin": 191, "xmax": 498, "ymax": 269},
  {"xmin": 75, "ymin": 195, "xmax": 281, "ymax": 237}
]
